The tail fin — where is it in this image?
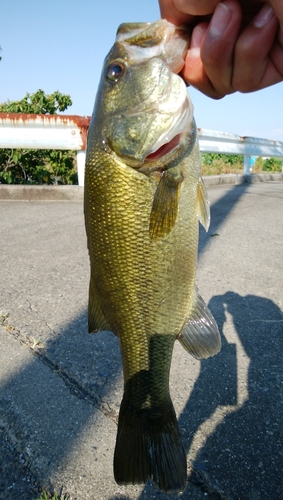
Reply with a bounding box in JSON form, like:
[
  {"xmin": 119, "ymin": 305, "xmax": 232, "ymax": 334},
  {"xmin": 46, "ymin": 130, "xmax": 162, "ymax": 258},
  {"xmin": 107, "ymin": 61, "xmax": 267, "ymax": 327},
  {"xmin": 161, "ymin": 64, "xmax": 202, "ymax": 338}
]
[{"xmin": 114, "ymin": 394, "xmax": 187, "ymax": 494}]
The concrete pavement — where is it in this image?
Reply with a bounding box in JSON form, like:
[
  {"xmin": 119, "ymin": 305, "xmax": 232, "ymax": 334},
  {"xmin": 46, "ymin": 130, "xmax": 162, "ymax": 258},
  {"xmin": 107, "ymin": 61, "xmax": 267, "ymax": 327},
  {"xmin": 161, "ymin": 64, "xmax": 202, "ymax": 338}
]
[{"xmin": 0, "ymin": 180, "xmax": 283, "ymax": 500}]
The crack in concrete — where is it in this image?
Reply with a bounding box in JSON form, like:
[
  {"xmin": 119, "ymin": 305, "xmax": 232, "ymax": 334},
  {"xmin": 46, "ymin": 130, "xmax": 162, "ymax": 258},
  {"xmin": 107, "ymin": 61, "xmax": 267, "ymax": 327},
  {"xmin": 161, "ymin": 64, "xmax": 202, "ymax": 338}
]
[{"xmin": 3, "ymin": 319, "xmax": 118, "ymax": 425}]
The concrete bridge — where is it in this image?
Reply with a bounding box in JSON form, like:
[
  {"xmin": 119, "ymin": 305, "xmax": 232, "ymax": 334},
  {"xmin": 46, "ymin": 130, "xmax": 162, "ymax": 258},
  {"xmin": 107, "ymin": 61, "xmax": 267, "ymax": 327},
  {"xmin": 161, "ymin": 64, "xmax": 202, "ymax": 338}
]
[{"xmin": 0, "ymin": 180, "xmax": 282, "ymax": 500}]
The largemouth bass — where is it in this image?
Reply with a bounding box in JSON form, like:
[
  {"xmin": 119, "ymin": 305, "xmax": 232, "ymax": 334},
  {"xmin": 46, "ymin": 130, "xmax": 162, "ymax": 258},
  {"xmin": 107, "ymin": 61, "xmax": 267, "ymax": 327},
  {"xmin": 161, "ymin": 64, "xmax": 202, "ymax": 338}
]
[{"xmin": 84, "ymin": 19, "xmax": 221, "ymax": 494}]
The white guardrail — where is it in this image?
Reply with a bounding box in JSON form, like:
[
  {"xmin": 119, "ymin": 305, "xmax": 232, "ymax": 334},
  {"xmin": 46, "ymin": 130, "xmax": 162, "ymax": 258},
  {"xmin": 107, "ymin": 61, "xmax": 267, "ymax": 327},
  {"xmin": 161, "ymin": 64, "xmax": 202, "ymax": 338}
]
[{"xmin": 0, "ymin": 113, "xmax": 283, "ymax": 187}]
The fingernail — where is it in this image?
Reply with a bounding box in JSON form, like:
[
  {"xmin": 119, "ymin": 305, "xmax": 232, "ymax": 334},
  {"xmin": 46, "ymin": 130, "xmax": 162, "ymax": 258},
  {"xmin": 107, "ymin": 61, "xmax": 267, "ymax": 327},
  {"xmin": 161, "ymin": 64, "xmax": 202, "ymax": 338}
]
[
  {"xmin": 188, "ymin": 25, "xmax": 206, "ymax": 58},
  {"xmin": 209, "ymin": 2, "xmax": 232, "ymax": 38},
  {"xmin": 253, "ymin": 4, "xmax": 274, "ymax": 28}
]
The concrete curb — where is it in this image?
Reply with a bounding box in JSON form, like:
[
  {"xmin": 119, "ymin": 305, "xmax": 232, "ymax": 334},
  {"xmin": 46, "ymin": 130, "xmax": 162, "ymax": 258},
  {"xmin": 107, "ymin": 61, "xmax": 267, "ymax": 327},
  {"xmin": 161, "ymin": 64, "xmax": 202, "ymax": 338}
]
[
  {"xmin": 0, "ymin": 173, "xmax": 282, "ymax": 200},
  {"xmin": 203, "ymin": 172, "xmax": 283, "ymax": 186},
  {"xmin": 0, "ymin": 185, "xmax": 84, "ymax": 201}
]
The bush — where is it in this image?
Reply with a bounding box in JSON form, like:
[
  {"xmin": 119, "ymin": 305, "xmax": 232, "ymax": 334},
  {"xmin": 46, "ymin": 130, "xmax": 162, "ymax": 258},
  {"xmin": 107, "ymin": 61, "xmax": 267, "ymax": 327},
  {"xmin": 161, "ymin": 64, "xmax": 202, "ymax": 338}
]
[
  {"xmin": 202, "ymin": 153, "xmax": 244, "ymax": 166},
  {"xmin": 201, "ymin": 153, "xmax": 244, "ymax": 175},
  {"xmin": 0, "ymin": 148, "xmax": 77, "ymax": 185},
  {"xmin": 251, "ymin": 157, "xmax": 282, "ymax": 174},
  {"xmin": 262, "ymin": 157, "xmax": 282, "ymax": 172},
  {"xmin": 0, "ymin": 90, "xmax": 78, "ymax": 185},
  {"xmin": 201, "ymin": 153, "xmax": 282, "ymax": 175}
]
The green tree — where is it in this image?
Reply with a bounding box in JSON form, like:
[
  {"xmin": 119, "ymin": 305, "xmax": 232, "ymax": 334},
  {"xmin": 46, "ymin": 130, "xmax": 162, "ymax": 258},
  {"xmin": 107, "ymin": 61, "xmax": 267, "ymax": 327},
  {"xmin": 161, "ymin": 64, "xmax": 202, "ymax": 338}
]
[
  {"xmin": 0, "ymin": 90, "xmax": 77, "ymax": 185},
  {"xmin": 0, "ymin": 89, "xmax": 72, "ymax": 114}
]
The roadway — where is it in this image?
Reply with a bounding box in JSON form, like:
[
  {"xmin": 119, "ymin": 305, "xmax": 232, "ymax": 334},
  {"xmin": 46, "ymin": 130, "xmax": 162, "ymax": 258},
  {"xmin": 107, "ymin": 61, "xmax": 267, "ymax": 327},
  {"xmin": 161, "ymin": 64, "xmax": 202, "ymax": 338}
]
[{"xmin": 0, "ymin": 180, "xmax": 282, "ymax": 500}]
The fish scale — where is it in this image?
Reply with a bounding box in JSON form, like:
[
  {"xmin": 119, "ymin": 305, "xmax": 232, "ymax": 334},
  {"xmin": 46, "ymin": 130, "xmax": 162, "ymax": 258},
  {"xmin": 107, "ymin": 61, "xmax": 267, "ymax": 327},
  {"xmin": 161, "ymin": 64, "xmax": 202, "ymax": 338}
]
[{"xmin": 84, "ymin": 19, "xmax": 221, "ymax": 494}]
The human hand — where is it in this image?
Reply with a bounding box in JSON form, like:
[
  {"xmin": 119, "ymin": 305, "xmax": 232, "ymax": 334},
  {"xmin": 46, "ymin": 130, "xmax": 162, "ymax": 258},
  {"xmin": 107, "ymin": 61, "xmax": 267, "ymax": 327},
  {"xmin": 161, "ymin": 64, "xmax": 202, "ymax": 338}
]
[{"xmin": 159, "ymin": 0, "xmax": 283, "ymax": 98}]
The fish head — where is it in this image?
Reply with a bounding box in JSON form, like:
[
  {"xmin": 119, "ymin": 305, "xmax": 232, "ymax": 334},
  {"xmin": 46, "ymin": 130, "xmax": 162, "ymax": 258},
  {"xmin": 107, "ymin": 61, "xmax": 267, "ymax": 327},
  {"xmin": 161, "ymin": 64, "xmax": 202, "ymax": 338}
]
[{"xmin": 91, "ymin": 20, "xmax": 194, "ymax": 170}]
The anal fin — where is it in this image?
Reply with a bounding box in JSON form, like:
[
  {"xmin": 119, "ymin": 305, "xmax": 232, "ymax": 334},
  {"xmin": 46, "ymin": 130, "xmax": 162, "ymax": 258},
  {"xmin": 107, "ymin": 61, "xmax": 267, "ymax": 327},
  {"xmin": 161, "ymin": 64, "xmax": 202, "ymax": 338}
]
[{"xmin": 178, "ymin": 289, "xmax": 221, "ymax": 359}]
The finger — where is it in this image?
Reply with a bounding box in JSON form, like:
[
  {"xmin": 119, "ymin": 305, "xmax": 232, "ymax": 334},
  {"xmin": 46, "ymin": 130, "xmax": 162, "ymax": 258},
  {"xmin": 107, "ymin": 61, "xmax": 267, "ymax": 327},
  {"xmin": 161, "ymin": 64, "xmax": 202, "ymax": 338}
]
[
  {"xmin": 181, "ymin": 23, "xmax": 225, "ymax": 98},
  {"xmin": 171, "ymin": 0, "xmax": 220, "ymax": 16},
  {"xmin": 269, "ymin": 38, "xmax": 283, "ymax": 85},
  {"xmin": 233, "ymin": 4, "xmax": 280, "ymax": 91},
  {"xmin": 269, "ymin": 0, "xmax": 283, "ymax": 45},
  {"xmin": 269, "ymin": 0, "xmax": 283, "ymax": 25},
  {"xmin": 158, "ymin": 0, "xmax": 194, "ymax": 24},
  {"xmin": 199, "ymin": 0, "xmax": 243, "ymax": 95},
  {"xmin": 279, "ymin": 24, "xmax": 283, "ymax": 49}
]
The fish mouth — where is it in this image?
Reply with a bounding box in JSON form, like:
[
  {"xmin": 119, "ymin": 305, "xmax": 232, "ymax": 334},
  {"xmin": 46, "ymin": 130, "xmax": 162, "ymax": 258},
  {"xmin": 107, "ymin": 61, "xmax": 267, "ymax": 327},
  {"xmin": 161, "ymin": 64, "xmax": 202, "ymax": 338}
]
[
  {"xmin": 143, "ymin": 96, "xmax": 193, "ymax": 164},
  {"xmin": 145, "ymin": 133, "xmax": 182, "ymax": 161}
]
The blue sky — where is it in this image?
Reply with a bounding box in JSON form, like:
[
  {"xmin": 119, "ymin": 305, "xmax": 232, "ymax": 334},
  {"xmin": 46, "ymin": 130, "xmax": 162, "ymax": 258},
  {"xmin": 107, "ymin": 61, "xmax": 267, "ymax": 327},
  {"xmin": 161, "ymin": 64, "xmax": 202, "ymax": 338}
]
[{"xmin": 1, "ymin": 0, "xmax": 282, "ymax": 141}]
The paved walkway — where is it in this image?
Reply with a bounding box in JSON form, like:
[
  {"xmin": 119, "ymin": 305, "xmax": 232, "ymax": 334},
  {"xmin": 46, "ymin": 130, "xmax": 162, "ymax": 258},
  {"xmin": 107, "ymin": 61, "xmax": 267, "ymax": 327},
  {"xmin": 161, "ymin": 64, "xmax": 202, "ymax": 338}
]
[{"xmin": 0, "ymin": 181, "xmax": 283, "ymax": 500}]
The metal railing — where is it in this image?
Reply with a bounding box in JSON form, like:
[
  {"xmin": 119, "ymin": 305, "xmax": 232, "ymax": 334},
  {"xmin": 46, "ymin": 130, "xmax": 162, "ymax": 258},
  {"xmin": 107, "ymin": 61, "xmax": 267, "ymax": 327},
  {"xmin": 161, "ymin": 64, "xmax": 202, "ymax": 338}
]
[
  {"xmin": 1, "ymin": 113, "xmax": 282, "ymax": 186},
  {"xmin": 0, "ymin": 113, "xmax": 89, "ymax": 186},
  {"xmin": 198, "ymin": 129, "xmax": 283, "ymax": 176}
]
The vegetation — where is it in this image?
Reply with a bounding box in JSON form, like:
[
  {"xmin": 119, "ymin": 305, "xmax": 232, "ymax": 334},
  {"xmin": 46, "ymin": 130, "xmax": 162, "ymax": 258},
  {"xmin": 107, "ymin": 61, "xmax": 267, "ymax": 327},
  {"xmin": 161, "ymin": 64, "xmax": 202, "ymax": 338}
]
[
  {"xmin": 201, "ymin": 153, "xmax": 282, "ymax": 175},
  {"xmin": 201, "ymin": 153, "xmax": 244, "ymax": 175},
  {"xmin": 251, "ymin": 156, "xmax": 282, "ymax": 173},
  {"xmin": 35, "ymin": 489, "xmax": 69, "ymax": 500},
  {"xmin": 0, "ymin": 89, "xmax": 72, "ymax": 115},
  {"xmin": 0, "ymin": 90, "xmax": 78, "ymax": 185}
]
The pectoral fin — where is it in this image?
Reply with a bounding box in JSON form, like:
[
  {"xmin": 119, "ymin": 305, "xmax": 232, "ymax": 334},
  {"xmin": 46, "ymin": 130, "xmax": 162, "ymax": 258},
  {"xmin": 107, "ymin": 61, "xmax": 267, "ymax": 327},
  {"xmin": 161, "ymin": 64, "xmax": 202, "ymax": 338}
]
[
  {"xmin": 197, "ymin": 177, "xmax": 210, "ymax": 231},
  {"xmin": 177, "ymin": 290, "xmax": 221, "ymax": 359},
  {"xmin": 88, "ymin": 278, "xmax": 110, "ymax": 333},
  {"xmin": 150, "ymin": 171, "xmax": 183, "ymax": 240}
]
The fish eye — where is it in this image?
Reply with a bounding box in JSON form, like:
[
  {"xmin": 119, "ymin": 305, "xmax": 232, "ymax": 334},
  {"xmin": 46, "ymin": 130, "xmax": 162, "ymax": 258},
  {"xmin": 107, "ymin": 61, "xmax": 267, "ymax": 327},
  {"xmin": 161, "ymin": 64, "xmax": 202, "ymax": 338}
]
[{"xmin": 106, "ymin": 61, "xmax": 125, "ymax": 83}]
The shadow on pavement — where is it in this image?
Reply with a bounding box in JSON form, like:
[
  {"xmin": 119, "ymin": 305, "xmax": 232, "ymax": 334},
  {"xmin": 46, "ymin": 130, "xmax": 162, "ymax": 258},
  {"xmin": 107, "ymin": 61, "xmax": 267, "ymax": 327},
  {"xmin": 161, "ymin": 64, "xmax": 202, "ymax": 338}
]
[
  {"xmin": 202, "ymin": 292, "xmax": 282, "ymax": 498},
  {"xmin": 134, "ymin": 292, "xmax": 283, "ymax": 500},
  {"xmin": 180, "ymin": 291, "xmax": 283, "ymax": 499},
  {"xmin": 0, "ymin": 310, "xmax": 123, "ymax": 499},
  {"xmin": 198, "ymin": 182, "xmax": 250, "ymax": 255}
]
